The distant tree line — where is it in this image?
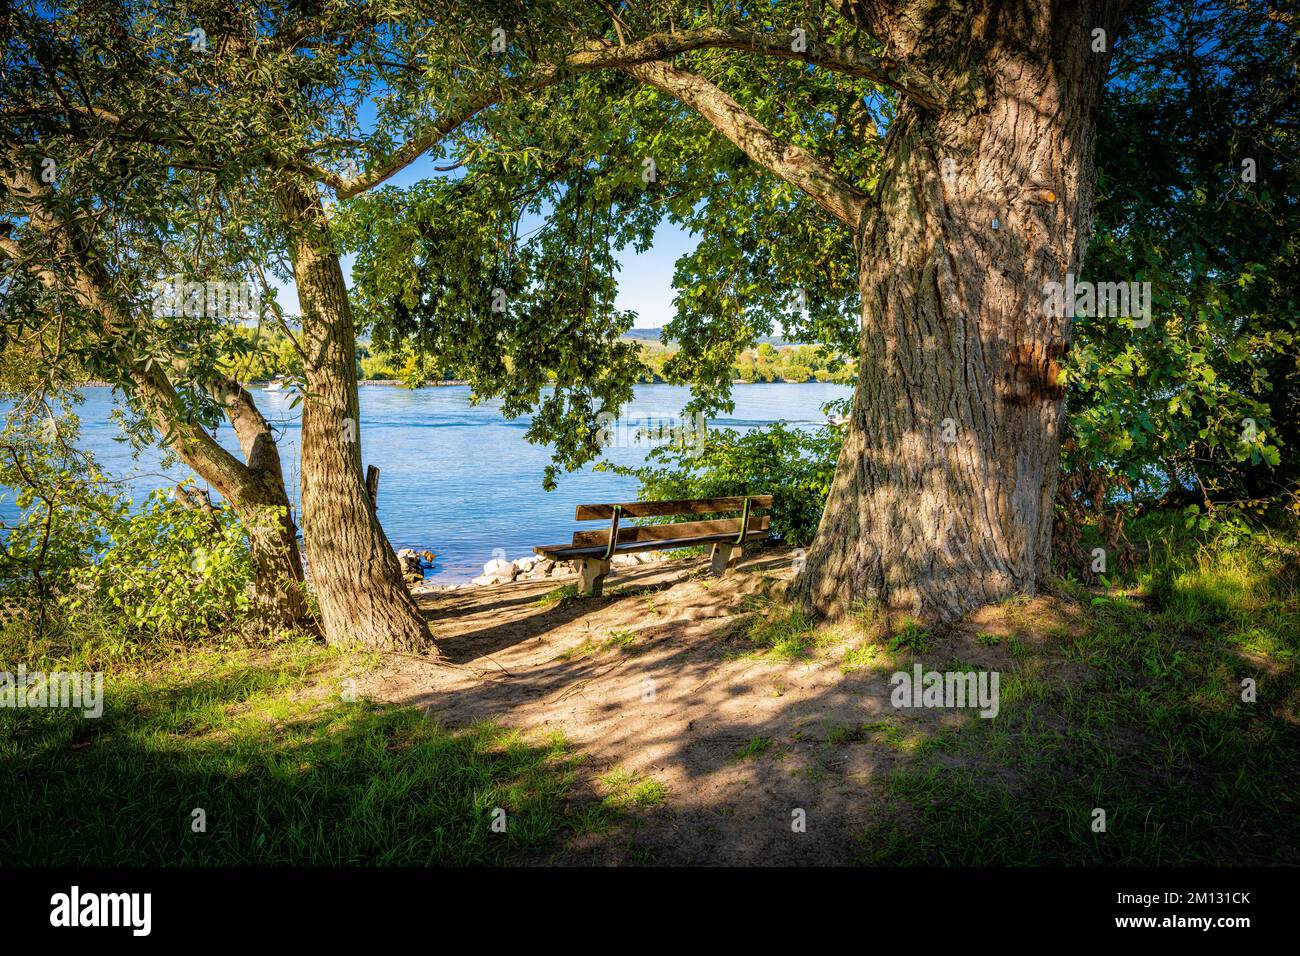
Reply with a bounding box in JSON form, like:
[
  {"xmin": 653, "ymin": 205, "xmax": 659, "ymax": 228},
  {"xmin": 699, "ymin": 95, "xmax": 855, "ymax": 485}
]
[{"xmin": 227, "ymin": 327, "xmax": 854, "ymax": 388}]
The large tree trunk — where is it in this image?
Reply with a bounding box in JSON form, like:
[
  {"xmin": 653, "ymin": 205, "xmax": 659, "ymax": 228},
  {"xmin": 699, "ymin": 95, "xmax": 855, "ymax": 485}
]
[
  {"xmin": 793, "ymin": 0, "xmax": 1124, "ymax": 621},
  {"xmin": 275, "ymin": 179, "xmax": 436, "ymax": 652}
]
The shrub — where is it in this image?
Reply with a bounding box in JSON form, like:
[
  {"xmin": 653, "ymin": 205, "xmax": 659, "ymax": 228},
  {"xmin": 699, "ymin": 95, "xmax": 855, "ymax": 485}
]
[
  {"xmin": 2, "ymin": 419, "xmax": 256, "ymax": 642},
  {"xmin": 0, "ymin": 421, "xmax": 116, "ymax": 612},
  {"xmin": 601, "ymin": 421, "xmax": 841, "ymax": 546},
  {"xmin": 72, "ymin": 488, "xmax": 254, "ymax": 640}
]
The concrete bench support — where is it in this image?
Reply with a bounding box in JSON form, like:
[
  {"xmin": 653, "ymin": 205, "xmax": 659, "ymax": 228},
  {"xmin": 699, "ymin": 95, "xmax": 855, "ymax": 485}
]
[
  {"xmin": 578, "ymin": 558, "xmax": 611, "ymax": 597},
  {"xmin": 710, "ymin": 542, "xmax": 739, "ymax": 576}
]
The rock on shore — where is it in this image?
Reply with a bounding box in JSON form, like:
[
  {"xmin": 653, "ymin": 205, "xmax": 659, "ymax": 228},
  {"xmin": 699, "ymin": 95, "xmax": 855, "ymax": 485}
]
[
  {"xmin": 395, "ymin": 548, "xmax": 425, "ymax": 586},
  {"xmin": 402, "ymin": 548, "xmax": 672, "ymax": 593}
]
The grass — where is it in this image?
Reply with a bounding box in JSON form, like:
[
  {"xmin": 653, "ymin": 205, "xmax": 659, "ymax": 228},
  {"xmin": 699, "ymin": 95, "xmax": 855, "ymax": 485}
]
[
  {"xmin": 535, "ymin": 584, "xmax": 579, "ymax": 607},
  {"xmin": 887, "ymin": 619, "xmax": 931, "ymax": 654},
  {"xmin": 734, "ymin": 735, "xmax": 773, "ymax": 760},
  {"xmin": 840, "ymin": 642, "xmax": 882, "ymax": 673},
  {"xmin": 596, "ymin": 767, "xmax": 669, "ymax": 811},
  {"xmin": 0, "ymin": 626, "xmax": 630, "ymax": 865},
  {"xmin": 742, "ymin": 599, "xmax": 819, "ymax": 660},
  {"xmin": 854, "ymin": 515, "xmax": 1300, "ymax": 865},
  {"xmin": 862, "ymin": 717, "xmax": 917, "ymax": 752},
  {"xmin": 559, "ymin": 630, "xmax": 637, "ymax": 661}
]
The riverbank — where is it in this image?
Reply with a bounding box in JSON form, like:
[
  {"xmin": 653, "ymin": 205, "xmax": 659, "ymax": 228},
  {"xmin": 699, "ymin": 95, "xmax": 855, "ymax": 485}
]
[
  {"xmin": 394, "ymin": 546, "xmax": 677, "ymax": 592},
  {"xmin": 357, "ymin": 379, "xmax": 468, "ymax": 387}
]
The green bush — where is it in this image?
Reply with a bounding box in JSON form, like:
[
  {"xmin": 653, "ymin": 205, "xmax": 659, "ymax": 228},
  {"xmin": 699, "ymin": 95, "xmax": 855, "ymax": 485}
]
[
  {"xmin": 601, "ymin": 421, "xmax": 841, "ymax": 546},
  {"xmin": 72, "ymin": 489, "xmax": 254, "ymax": 639},
  {"xmin": 0, "ymin": 421, "xmax": 117, "ymax": 610},
  {"xmin": 2, "ymin": 420, "xmax": 256, "ymax": 642}
]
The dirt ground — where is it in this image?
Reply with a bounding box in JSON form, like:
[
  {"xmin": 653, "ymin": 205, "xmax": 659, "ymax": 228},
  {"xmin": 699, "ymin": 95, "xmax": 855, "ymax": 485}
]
[{"xmin": 358, "ymin": 547, "xmax": 1080, "ymax": 865}]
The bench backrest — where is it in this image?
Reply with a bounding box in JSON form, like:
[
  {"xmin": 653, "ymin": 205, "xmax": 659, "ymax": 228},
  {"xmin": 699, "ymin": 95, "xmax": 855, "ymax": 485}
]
[{"xmin": 571, "ymin": 495, "xmax": 772, "ymax": 548}]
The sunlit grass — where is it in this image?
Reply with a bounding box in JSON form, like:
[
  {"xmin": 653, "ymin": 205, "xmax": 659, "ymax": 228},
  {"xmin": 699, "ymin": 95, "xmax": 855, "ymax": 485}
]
[
  {"xmin": 743, "ymin": 601, "xmax": 819, "ymax": 660},
  {"xmin": 559, "ymin": 630, "xmax": 638, "ymax": 661},
  {"xmin": 596, "ymin": 767, "xmax": 669, "ymax": 811},
  {"xmin": 535, "ymin": 584, "xmax": 579, "ymax": 607},
  {"xmin": 0, "ymin": 632, "xmax": 611, "ymax": 865},
  {"xmin": 856, "ymin": 519, "xmax": 1300, "ymax": 865}
]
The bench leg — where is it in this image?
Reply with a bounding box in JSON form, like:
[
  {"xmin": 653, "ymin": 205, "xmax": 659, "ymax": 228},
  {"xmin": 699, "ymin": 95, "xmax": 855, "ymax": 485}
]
[
  {"xmin": 578, "ymin": 558, "xmax": 611, "ymax": 596},
  {"xmin": 710, "ymin": 542, "xmax": 739, "ymax": 576}
]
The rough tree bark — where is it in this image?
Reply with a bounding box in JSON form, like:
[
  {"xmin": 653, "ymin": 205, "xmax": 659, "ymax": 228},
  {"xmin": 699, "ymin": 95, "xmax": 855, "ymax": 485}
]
[
  {"xmin": 274, "ymin": 177, "xmax": 436, "ymax": 652},
  {"xmin": 627, "ymin": 0, "xmax": 1127, "ymax": 621},
  {"xmin": 0, "ymin": 163, "xmax": 311, "ymax": 631},
  {"xmin": 793, "ymin": 0, "xmax": 1125, "ymax": 620}
]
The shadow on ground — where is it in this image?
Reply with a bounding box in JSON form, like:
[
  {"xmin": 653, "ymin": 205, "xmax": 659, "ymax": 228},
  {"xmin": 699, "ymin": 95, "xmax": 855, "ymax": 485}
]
[{"xmin": 359, "ymin": 546, "xmax": 1300, "ymax": 865}]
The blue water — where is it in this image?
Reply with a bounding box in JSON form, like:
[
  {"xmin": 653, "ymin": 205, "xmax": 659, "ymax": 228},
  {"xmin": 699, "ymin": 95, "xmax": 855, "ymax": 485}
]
[{"xmin": 7, "ymin": 382, "xmax": 849, "ymax": 581}]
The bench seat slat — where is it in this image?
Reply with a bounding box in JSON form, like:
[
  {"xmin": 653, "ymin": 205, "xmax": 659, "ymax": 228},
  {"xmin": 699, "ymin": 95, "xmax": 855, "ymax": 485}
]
[
  {"xmin": 574, "ymin": 496, "xmax": 773, "ymax": 520},
  {"xmin": 534, "ymin": 528, "xmax": 769, "ymax": 560},
  {"xmin": 571, "ymin": 515, "xmax": 769, "ymax": 547}
]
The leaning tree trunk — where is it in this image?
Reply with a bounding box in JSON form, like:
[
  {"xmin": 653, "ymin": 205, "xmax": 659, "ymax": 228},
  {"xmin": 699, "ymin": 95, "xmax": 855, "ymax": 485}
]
[
  {"xmin": 204, "ymin": 378, "xmax": 311, "ymax": 629},
  {"xmin": 130, "ymin": 362, "xmax": 313, "ymax": 631},
  {"xmin": 793, "ymin": 0, "xmax": 1125, "ymax": 621},
  {"xmin": 275, "ymin": 179, "xmax": 436, "ymax": 652}
]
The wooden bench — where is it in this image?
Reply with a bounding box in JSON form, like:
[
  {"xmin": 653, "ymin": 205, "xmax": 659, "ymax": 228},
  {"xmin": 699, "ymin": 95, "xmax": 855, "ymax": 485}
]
[{"xmin": 534, "ymin": 495, "xmax": 773, "ymax": 596}]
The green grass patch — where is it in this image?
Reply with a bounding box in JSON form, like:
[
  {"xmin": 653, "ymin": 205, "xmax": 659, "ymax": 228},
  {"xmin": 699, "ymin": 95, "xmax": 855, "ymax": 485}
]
[
  {"xmin": 862, "ymin": 716, "xmax": 920, "ymax": 752},
  {"xmin": 887, "ymin": 619, "xmax": 931, "ymax": 654},
  {"xmin": 840, "ymin": 642, "xmax": 882, "ymax": 673},
  {"xmin": 559, "ymin": 630, "xmax": 638, "ymax": 661},
  {"xmin": 0, "ymin": 631, "xmax": 603, "ymax": 865},
  {"xmin": 734, "ymin": 735, "xmax": 774, "ymax": 760},
  {"xmin": 535, "ymin": 584, "xmax": 579, "ymax": 607},
  {"xmin": 744, "ymin": 601, "xmax": 818, "ymax": 660},
  {"xmin": 855, "ymin": 519, "xmax": 1300, "ymax": 865},
  {"xmin": 596, "ymin": 767, "xmax": 669, "ymax": 812}
]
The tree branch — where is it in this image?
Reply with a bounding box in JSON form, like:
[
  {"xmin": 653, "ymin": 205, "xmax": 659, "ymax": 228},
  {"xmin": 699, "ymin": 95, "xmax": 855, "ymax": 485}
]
[
  {"xmin": 324, "ymin": 26, "xmax": 943, "ymax": 199},
  {"xmin": 621, "ymin": 58, "xmax": 872, "ymax": 229},
  {"xmin": 0, "ymin": 166, "xmax": 256, "ymax": 496}
]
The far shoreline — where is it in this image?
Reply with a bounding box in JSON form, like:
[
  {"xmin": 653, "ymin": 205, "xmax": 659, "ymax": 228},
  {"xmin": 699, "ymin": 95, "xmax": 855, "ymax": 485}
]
[{"xmin": 79, "ymin": 377, "xmax": 853, "ymax": 389}]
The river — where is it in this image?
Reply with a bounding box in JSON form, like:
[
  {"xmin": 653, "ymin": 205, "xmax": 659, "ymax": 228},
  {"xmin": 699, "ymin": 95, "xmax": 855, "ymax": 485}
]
[{"xmin": 6, "ymin": 382, "xmax": 850, "ymax": 582}]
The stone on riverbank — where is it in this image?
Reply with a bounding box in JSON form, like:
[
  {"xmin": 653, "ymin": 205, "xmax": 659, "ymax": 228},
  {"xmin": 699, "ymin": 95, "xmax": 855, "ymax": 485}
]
[{"xmin": 395, "ymin": 548, "xmax": 424, "ymax": 584}]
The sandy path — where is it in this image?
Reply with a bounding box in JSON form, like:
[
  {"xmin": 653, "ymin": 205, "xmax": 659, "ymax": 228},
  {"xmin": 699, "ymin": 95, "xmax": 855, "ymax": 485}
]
[{"xmin": 358, "ymin": 548, "xmax": 1034, "ymax": 864}]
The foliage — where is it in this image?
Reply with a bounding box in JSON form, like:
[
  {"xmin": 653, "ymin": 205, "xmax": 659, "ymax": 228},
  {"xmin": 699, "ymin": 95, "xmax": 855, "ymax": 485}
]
[
  {"xmin": 1065, "ymin": 0, "xmax": 1299, "ymax": 507},
  {"xmin": 221, "ymin": 326, "xmax": 304, "ymax": 384},
  {"xmin": 338, "ymin": 157, "xmax": 649, "ymax": 489},
  {"xmin": 335, "ymin": 0, "xmax": 877, "ymax": 467},
  {"xmin": 1, "ymin": 1, "xmax": 284, "ymax": 430},
  {"xmin": 1, "ymin": 411, "xmax": 256, "ymax": 640},
  {"xmin": 0, "ymin": 415, "xmax": 115, "ymax": 613},
  {"xmin": 728, "ymin": 343, "xmax": 853, "ymax": 384},
  {"xmin": 601, "ymin": 421, "xmax": 842, "ymax": 546},
  {"xmin": 71, "ymin": 488, "xmax": 254, "ymax": 640}
]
